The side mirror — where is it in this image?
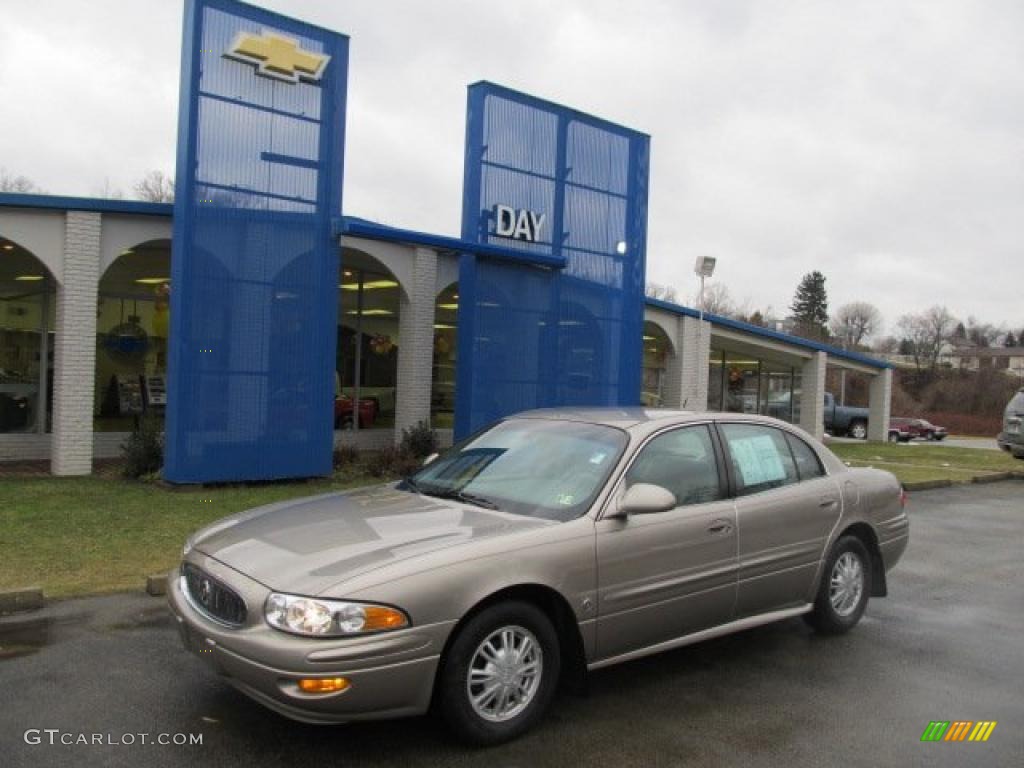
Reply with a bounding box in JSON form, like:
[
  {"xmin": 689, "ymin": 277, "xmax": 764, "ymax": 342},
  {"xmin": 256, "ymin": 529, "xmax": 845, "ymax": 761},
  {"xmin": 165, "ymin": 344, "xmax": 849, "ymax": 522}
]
[
  {"xmin": 613, "ymin": 483, "xmax": 677, "ymax": 518},
  {"xmin": 422, "ymin": 452, "xmax": 439, "ymax": 466}
]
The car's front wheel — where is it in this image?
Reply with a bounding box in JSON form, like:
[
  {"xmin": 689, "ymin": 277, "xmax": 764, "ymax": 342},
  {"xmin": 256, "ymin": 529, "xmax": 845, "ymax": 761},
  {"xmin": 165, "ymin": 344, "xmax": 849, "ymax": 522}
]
[
  {"xmin": 805, "ymin": 535, "xmax": 872, "ymax": 635},
  {"xmin": 437, "ymin": 601, "xmax": 560, "ymax": 745}
]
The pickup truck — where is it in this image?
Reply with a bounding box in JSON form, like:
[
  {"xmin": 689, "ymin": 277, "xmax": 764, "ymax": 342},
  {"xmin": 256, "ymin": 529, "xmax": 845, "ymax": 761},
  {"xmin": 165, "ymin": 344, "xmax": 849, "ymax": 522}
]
[{"xmin": 824, "ymin": 392, "xmax": 870, "ymax": 439}]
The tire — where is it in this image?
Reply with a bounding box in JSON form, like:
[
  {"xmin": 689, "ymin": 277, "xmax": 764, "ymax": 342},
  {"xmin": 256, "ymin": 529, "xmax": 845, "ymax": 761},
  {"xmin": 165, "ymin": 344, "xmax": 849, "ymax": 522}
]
[
  {"xmin": 437, "ymin": 601, "xmax": 560, "ymax": 746},
  {"xmin": 848, "ymin": 421, "xmax": 867, "ymax": 440},
  {"xmin": 887, "ymin": 432, "xmax": 899, "ymax": 443},
  {"xmin": 805, "ymin": 535, "xmax": 872, "ymax": 635}
]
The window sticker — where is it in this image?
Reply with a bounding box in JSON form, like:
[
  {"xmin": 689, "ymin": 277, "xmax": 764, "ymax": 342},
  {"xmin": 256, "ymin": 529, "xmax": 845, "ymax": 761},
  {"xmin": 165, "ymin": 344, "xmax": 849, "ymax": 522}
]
[
  {"xmin": 730, "ymin": 435, "xmax": 786, "ymax": 487},
  {"xmin": 557, "ymin": 493, "xmax": 575, "ymax": 505}
]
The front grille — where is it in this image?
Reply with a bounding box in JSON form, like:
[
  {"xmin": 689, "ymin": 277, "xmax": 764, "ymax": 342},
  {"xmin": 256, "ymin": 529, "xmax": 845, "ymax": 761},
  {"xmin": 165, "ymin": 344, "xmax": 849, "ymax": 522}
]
[{"xmin": 182, "ymin": 562, "xmax": 247, "ymax": 626}]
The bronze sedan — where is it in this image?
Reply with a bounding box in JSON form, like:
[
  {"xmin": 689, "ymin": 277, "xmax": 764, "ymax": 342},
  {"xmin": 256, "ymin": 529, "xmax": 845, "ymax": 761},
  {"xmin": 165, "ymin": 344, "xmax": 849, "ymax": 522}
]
[{"xmin": 169, "ymin": 409, "xmax": 909, "ymax": 744}]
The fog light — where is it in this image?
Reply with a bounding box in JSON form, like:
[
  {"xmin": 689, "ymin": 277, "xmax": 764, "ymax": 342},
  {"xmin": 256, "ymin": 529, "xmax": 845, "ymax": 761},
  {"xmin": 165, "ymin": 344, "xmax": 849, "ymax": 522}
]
[{"xmin": 297, "ymin": 677, "xmax": 350, "ymax": 694}]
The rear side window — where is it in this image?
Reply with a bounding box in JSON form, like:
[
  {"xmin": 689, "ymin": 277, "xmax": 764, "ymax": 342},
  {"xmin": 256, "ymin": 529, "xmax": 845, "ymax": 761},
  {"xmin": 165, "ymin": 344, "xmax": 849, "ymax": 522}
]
[
  {"xmin": 785, "ymin": 432, "xmax": 825, "ymax": 480},
  {"xmin": 720, "ymin": 424, "xmax": 799, "ymax": 496}
]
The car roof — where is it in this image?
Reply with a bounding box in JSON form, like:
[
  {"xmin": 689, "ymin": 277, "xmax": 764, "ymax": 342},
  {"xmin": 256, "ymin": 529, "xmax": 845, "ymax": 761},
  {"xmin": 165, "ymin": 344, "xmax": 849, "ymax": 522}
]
[
  {"xmin": 511, "ymin": 407, "xmax": 809, "ymax": 432},
  {"xmin": 513, "ymin": 407, "xmax": 696, "ymax": 429}
]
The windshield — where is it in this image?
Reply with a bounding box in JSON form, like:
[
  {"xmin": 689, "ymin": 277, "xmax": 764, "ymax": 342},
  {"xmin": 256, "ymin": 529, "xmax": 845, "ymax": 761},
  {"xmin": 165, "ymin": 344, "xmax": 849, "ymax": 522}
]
[{"xmin": 402, "ymin": 418, "xmax": 628, "ymax": 521}]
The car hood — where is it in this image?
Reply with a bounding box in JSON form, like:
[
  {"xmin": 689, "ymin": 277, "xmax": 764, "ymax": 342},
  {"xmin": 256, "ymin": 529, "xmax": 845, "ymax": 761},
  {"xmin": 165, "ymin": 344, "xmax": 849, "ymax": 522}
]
[{"xmin": 191, "ymin": 484, "xmax": 554, "ymax": 595}]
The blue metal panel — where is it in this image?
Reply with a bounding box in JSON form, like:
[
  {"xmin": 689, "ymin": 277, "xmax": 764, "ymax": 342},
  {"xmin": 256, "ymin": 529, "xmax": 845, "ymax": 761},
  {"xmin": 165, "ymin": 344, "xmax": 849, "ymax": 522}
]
[
  {"xmin": 455, "ymin": 83, "xmax": 650, "ymax": 438},
  {"xmin": 164, "ymin": 0, "xmax": 348, "ymax": 482}
]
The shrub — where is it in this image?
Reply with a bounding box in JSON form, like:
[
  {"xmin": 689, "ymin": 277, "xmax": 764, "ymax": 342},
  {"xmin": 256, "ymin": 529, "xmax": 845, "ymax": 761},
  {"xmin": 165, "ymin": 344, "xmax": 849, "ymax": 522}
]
[
  {"xmin": 365, "ymin": 446, "xmax": 422, "ymax": 479},
  {"xmin": 121, "ymin": 415, "xmax": 164, "ymax": 479},
  {"xmin": 400, "ymin": 420, "xmax": 438, "ymax": 460},
  {"xmin": 332, "ymin": 444, "xmax": 359, "ymax": 469}
]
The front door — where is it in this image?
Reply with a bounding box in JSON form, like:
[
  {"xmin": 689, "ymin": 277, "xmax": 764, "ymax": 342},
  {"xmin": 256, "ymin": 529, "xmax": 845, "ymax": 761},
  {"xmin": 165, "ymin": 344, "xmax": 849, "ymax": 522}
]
[{"xmin": 595, "ymin": 424, "xmax": 738, "ymax": 661}]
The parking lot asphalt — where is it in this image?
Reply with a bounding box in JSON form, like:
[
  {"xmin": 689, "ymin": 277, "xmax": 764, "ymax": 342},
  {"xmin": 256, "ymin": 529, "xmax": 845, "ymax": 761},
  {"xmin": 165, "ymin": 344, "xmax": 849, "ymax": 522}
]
[{"xmin": 2, "ymin": 481, "xmax": 1022, "ymax": 768}]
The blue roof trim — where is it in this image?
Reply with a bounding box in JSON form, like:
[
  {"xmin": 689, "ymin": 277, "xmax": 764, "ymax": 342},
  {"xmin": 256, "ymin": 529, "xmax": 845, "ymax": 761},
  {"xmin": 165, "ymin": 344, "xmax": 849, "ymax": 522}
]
[
  {"xmin": 645, "ymin": 296, "xmax": 892, "ymax": 370},
  {"xmin": 0, "ymin": 192, "xmax": 173, "ymax": 216},
  {"xmin": 336, "ymin": 215, "xmax": 567, "ymax": 269}
]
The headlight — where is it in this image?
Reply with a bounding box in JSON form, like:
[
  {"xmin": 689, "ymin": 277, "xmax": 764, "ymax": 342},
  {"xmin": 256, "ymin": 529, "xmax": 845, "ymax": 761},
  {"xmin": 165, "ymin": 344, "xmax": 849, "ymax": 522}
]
[{"xmin": 264, "ymin": 593, "xmax": 410, "ymax": 637}]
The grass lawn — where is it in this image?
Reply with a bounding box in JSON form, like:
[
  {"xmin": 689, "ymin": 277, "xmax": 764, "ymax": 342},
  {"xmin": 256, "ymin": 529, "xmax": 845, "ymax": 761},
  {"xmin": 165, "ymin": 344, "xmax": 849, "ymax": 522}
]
[
  {"xmin": 829, "ymin": 442, "xmax": 1022, "ymax": 486},
  {"xmin": 0, "ymin": 471, "xmax": 385, "ymax": 598}
]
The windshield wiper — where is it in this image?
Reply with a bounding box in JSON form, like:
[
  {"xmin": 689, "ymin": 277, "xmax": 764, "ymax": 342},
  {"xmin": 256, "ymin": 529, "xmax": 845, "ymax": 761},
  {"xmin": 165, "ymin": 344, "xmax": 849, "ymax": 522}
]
[
  {"xmin": 400, "ymin": 477, "xmax": 499, "ymax": 510},
  {"xmin": 429, "ymin": 488, "xmax": 500, "ymax": 510}
]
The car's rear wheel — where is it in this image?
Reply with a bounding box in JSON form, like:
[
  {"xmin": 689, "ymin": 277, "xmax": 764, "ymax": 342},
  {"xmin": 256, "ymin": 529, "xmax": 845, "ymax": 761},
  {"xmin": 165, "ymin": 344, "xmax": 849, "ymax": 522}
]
[
  {"xmin": 437, "ymin": 601, "xmax": 560, "ymax": 745},
  {"xmin": 888, "ymin": 432, "xmax": 900, "ymax": 443},
  {"xmin": 805, "ymin": 536, "xmax": 871, "ymax": 635},
  {"xmin": 848, "ymin": 421, "xmax": 867, "ymax": 440}
]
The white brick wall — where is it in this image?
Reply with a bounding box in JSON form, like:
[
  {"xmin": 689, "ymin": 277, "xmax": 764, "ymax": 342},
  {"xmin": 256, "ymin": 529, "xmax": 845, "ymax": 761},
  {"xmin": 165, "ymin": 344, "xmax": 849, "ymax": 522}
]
[
  {"xmin": 867, "ymin": 368, "xmax": 893, "ymax": 442},
  {"xmin": 799, "ymin": 351, "xmax": 827, "ymax": 440},
  {"xmin": 51, "ymin": 211, "xmax": 101, "ymax": 475},
  {"xmin": 678, "ymin": 315, "xmax": 711, "ymax": 411},
  {"xmin": 393, "ymin": 247, "xmax": 438, "ymax": 443}
]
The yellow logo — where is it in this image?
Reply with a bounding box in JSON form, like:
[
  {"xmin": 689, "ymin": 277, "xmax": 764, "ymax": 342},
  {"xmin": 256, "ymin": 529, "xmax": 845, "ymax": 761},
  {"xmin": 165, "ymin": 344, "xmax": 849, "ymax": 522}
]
[{"xmin": 224, "ymin": 31, "xmax": 329, "ymax": 84}]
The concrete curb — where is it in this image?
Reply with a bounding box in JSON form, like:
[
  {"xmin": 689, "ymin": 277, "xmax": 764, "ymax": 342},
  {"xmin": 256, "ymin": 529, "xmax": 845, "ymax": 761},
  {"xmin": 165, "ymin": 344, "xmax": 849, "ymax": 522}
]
[
  {"xmin": 971, "ymin": 472, "xmax": 1016, "ymax": 485},
  {"xmin": 145, "ymin": 575, "xmax": 167, "ymax": 597},
  {"xmin": 901, "ymin": 479, "xmax": 953, "ymax": 492},
  {"xmin": 0, "ymin": 587, "xmax": 44, "ymax": 614}
]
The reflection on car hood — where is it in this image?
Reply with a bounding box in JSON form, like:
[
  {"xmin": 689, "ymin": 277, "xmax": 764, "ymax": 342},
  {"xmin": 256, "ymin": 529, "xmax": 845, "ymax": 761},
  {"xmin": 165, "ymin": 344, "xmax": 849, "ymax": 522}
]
[{"xmin": 191, "ymin": 485, "xmax": 553, "ymax": 595}]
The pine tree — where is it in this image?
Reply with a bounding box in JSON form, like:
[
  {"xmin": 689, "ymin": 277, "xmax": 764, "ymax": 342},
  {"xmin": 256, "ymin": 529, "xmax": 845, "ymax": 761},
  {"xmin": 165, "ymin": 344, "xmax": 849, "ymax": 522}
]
[{"xmin": 789, "ymin": 271, "xmax": 829, "ymax": 341}]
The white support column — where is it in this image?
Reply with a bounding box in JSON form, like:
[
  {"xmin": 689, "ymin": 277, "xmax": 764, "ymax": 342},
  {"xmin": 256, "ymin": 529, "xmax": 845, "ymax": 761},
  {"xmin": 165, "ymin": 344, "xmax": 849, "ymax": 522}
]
[
  {"xmin": 799, "ymin": 351, "xmax": 827, "ymax": 440},
  {"xmin": 867, "ymin": 367, "xmax": 894, "ymax": 442},
  {"xmin": 678, "ymin": 315, "xmax": 711, "ymax": 411},
  {"xmin": 661, "ymin": 345, "xmax": 683, "ymax": 408},
  {"xmin": 51, "ymin": 211, "xmax": 101, "ymax": 475},
  {"xmin": 394, "ymin": 247, "xmax": 437, "ymax": 443}
]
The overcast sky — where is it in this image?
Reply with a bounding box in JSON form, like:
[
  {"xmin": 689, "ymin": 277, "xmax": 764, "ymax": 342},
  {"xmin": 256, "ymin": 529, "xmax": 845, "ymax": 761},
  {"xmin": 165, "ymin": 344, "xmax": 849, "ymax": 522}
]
[{"xmin": 2, "ymin": 0, "xmax": 1022, "ymax": 334}]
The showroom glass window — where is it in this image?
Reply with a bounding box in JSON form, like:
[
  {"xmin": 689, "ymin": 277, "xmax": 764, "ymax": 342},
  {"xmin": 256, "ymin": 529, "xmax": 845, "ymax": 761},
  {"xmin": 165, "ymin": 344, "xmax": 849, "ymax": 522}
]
[{"xmin": 0, "ymin": 243, "xmax": 55, "ymax": 434}]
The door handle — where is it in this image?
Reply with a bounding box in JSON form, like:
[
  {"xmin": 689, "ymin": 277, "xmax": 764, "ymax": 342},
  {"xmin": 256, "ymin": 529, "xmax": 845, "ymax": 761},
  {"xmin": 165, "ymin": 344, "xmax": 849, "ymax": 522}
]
[
  {"xmin": 707, "ymin": 519, "xmax": 733, "ymax": 535},
  {"xmin": 819, "ymin": 496, "xmax": 838, "ymax": 508}
]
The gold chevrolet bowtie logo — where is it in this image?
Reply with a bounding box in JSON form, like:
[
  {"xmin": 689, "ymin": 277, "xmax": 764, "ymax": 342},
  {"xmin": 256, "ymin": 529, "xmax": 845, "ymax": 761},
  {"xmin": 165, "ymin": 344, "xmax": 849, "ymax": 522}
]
[{"xmin": 224, "ymin": 31, "xmax": 329, "ymax": 84}]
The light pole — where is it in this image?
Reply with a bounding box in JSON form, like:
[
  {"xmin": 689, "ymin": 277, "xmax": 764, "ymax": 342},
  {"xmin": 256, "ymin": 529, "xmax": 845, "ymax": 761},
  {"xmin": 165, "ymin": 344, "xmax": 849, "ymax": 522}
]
[
  {"xmin": 693, "ymin": 256, "xmax": 717, "ymax": 410},
  {"xmin": 693, "ymin": 255, "xmax": 717, "ymax": 324}
]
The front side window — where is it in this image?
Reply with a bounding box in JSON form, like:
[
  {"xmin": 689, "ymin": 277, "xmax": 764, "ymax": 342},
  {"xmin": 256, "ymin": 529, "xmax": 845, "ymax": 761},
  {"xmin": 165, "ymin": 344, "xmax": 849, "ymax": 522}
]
[
  {"xmin": 404, "ymin": 418, "xmax": 627, "ymax": 521},
  {"xmin": 625, "ymin": 425, "xmax": 723, "ymax": 507},
  {"xmin": 720, "ymin": 423, "xmax": 799, "ymax": 496}
]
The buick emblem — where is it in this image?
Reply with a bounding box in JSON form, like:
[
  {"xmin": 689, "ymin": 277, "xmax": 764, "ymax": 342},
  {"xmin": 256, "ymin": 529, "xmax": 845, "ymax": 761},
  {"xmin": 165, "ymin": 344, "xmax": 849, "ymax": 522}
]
[{"xmin": 198, "ymin": 578, "xmax": 212, "ymax": 605}]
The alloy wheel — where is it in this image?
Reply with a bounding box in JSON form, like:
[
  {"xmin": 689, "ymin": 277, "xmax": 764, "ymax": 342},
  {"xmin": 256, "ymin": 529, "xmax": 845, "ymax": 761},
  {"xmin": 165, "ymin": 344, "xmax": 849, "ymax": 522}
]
[
  {"xmin": 466, "ymin": 625, "xmax": 543, "ymax": 723},
  {"xmin": 829, "ymin": 552, "xmax": 865, "ymax": 617}
]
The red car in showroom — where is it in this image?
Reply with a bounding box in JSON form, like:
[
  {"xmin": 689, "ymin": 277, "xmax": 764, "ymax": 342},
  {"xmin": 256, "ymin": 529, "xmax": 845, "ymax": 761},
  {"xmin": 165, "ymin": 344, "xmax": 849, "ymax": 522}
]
[
  {"xmin": 889, "ymin": 417, "xmax": 948, "ymax": 442},
  {"xmin": 334, "ymin": 395, "xmax": 377, "ymax": 429}
]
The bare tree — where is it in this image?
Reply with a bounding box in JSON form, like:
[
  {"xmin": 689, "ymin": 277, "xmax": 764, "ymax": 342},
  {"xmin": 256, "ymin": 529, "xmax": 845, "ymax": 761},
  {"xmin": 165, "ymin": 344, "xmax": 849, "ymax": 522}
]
[
  {"xmin": 829, "ymin": 301, "xmax": 883, "ymax": 350},
  {"xmin": 964, "ymin": 316, "xmax": 1001, "ymax": 348},
  {"xmin": 645, "ymin": 282, "xmax": 678, "ymax": 303},
  {"xmin": 0, "ymin": 168, "xmax": 42, "ymax": 193},
  {"xmin": 896, "ymin": 305, "xmax": 957, "ymax": 373},
  {"xmin": 133, "ymin": 170, "xmax": 175, "ymax": 203},
  {"xmin": 699, "ymin": 282, "xmax": 734, "ymax": 316},
  {"xmin": 94, "ymin": 178, "xmax": 124, "ymax": 200}
]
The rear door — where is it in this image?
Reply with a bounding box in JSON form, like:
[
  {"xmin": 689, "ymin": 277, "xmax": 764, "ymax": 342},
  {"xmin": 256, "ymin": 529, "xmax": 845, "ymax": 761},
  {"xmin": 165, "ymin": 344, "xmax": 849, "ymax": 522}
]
[
  {"xmin": 594, "ymin": 424, "xmax": 738, "ymax": 660},
  {"xmin": 717, "ymin": 422, "xmax": 841, "ymax": 618}
]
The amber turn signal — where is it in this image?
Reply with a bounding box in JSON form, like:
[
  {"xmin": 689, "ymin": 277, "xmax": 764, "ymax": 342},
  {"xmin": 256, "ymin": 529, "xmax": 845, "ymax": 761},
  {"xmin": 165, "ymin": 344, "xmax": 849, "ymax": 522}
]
[
  {"xmin": 362, "ymin": 606, "xmax": 409, "ymax": 631},
  {"xmin": 297, "ymin": 677, "xmax": 351, "ymax": 694}
]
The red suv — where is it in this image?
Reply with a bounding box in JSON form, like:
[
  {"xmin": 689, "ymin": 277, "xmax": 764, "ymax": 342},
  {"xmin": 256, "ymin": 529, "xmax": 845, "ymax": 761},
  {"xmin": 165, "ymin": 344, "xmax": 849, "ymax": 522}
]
[{"xmin": 890, "ymin": 417, "xmax": 948, "ymax": 442}]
